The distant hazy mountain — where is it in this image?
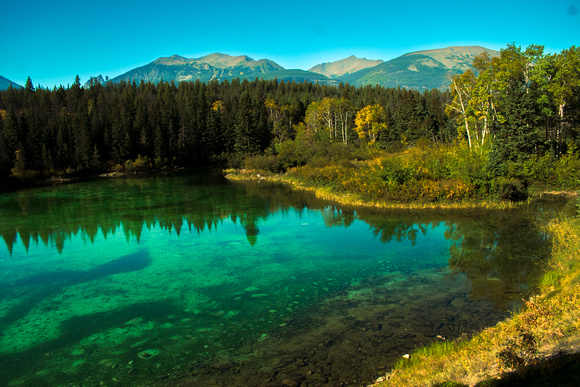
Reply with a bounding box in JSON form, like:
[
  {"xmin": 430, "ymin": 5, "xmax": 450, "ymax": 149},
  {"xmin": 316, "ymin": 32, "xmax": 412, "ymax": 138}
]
[
  {"xmin": 93, "ymin": 46, "xmax": 498, "ymax": 91},
  {"xmin": 309, "ymin": 56, "xmax": 384, "ymax": 79},
  {"xmin": 343, "ymin": 46, "xmax": 499, "ymax": 90},
  {"xmin": 83, "ymin": 75, "xmax": 107, "ymax": 88},
  {"xmin": 0, "ymin": 75, "xmax": 22, "ymax": 91}
]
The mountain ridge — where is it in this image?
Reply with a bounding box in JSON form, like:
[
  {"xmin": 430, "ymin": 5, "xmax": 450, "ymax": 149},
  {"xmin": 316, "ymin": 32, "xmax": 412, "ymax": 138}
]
[
  {"xmin": 112, "ymin": 53, "xmax": 286, "ymax": 84},
  {"xmin": 343, "ymin": 46, "xmax": 499, "ymax": 90},
  {"xmin": 0, "ymin": 75, "xmax": 22, "ymax": 91},
  {"xmin": 406, "ymin": 45, "xmax": 499, "ymax": 72}
]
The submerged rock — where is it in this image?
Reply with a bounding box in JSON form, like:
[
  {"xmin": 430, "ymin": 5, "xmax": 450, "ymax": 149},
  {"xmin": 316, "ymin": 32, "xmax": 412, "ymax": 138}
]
[
  {"xmin": 138, "ymin": 349, "xmax": 160, "ymax": 359},
  {"xmin": 124, "ymin": 317, "xmax": 143, "ymax": 325},
  {"xmin": 212, "ymin": 360, "xmax": 234, "ymax": 370}
]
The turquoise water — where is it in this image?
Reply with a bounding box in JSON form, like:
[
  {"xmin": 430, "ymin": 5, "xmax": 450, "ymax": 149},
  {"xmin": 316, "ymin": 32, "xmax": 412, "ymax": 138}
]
[{"xmin": 0, "ymin": 171, "xmax": 550, "ymax": 386}]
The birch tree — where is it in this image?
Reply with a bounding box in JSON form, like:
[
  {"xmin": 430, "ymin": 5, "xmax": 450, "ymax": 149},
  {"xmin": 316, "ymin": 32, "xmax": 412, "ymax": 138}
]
[
  {"xmin": 334, "ymin": 98, "xmax": 354, "ymax": 145},
  {"xmin": 446, "ymin": 70, "xmax": 477, "ymax": 149}
]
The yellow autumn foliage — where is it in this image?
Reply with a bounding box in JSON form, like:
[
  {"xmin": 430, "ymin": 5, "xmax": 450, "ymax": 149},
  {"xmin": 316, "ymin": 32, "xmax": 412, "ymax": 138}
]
[
  {"xmin": 288, "ymin": 143, "xmax": 483, "ymax": 203},
  {"xmin": 354, "ymin": 104, "xmax": 387, "ymax": 144}
]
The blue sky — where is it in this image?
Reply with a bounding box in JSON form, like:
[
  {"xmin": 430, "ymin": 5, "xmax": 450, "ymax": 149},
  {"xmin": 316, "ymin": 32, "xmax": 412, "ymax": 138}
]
[{"xmin": 1, "ymin": 0, "xmax": 579, "ymax": 89}]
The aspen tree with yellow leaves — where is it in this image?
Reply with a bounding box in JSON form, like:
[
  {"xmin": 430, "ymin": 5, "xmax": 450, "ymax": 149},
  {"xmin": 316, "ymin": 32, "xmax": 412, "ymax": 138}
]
[{"xmin": 354, "ymin": 104, "xmax": 388, "ymax": 145}]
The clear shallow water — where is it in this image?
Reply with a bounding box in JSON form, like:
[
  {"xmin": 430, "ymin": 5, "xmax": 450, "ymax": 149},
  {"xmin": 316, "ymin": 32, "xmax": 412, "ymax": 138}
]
[{"xmin": 0, "ymin": 171, "xmax": 550, "ymax": 386}]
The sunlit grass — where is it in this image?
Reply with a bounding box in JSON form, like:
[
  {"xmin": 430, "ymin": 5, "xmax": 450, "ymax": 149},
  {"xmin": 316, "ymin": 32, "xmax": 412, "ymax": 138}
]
[
  {"xmin": 229, "ymin": 140, "xmax": 534, "ymax": 209},
  {"xmin": 543, "ymin": 217, "xmax": 580, "ymax": 291}
]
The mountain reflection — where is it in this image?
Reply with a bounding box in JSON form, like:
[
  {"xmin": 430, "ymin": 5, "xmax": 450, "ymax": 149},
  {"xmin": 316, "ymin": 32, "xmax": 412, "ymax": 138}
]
[{"xmin": 0, "ymin": 171, "xmax": 551, "ymax": 308}]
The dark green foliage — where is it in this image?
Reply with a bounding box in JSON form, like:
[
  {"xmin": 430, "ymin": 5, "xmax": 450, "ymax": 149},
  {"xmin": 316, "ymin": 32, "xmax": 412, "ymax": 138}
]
[
  {"xmin": 488, "ymin": 77, "xmax": 544, "ymax": 176},
  {"xmin": 491, "ymin": 177, "xmax": 529, "ymax": 202}
]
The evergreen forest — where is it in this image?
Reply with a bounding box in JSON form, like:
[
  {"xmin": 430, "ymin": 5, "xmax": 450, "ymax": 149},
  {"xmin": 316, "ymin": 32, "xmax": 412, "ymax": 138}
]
[{"xmin": 1, "ymin": 44, "xmax": 579, "ymax": 201}]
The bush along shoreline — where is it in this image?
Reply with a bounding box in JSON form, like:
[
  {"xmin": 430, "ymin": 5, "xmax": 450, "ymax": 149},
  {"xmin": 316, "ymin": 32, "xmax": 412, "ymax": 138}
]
[{"xmin": 230, "ymin": 137, "xmax": 580, "ymax": 210}]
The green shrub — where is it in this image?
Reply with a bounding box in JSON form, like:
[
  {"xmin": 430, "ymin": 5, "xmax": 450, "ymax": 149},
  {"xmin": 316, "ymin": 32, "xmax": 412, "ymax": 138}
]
[
  {"xmin": 521, "ymin": 153, "xmax": 556, "ymax": 184},
  {"xmin": 492, "ymin": 177, "xmax": 528, "ymax": 201},
  {"xmin": 223, "ymin": 153, "xmax": 245, "ymax": 169},
  {"xmin": 133, "ymin": 154, "xmax": 150, "ymax": 171},
  {"xmin": 124, "ymin": 159, "xmax": 134, "ymax": 171},
  {"xmin": 244, "ymin": 155, "xmax": 282, "ymax": 173},
  {"xmin": 555, "ymin": 151, "xmax": 580, "ymax": 189},
  {"xmin": 277, "ymin": 139, "xmax": 303, "ymax": 170}
]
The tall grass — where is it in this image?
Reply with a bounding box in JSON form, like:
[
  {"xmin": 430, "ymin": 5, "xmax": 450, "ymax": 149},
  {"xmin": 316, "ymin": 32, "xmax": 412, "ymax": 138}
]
[{"xmin": 541, "ymin": 216, "xmax": 580, "ymax": 290}]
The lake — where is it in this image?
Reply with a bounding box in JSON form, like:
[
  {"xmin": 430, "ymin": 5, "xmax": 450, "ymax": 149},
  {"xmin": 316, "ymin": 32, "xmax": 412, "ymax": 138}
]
[{"xmin": 0, "ymin": 170, "xmax": 551, "ymax": 386}]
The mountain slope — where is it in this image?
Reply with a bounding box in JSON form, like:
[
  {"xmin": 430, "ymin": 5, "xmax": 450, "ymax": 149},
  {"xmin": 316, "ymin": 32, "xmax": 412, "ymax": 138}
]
[
  {"xmin": 342, "ymin": 54, "xmax": 454, "ymax": 90},
  {"xmin": 409, "ymin": 46, "xmax": 498, "ymax": 73},
  {"xmin": 240, "ymin": 69, "xmax": 341, "ymax": 85},
  {"xmin": 0, "ymin": 75, "xmax": 22, "ymax": 91},
  {"xmin": 309, "ymin": 56, "xmax": 384, "ymax": 79},
  {"xmin": 344, "ymin": 46, "xmax": 499, "ymax": 90}
]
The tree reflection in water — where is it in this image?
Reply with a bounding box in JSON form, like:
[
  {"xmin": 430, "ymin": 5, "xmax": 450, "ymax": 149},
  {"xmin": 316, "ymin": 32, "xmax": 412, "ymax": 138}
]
[{"xmin": 0, "ymin": 171, "xmax": 552, "ymax": 310}]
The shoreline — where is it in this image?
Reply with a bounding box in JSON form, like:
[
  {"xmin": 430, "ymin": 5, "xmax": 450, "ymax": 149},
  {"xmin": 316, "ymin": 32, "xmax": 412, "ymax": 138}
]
[
  {"xmin": 225, "ymin": 168, "xmax": 580, "ymax": 386},
  {"xmin": 224, "ymin": 169, "xmax": 577, "ymax": 211}
]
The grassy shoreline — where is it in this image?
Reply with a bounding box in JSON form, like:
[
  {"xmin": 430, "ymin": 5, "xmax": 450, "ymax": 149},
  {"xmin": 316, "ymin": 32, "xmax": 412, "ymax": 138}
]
[
  {"xmin": 225, "ymin": 168, "xmax": 580, "ymax": 386},
  {"xmin": 224, "ymin": 169, "xmax": 524, "ymax": 211}
]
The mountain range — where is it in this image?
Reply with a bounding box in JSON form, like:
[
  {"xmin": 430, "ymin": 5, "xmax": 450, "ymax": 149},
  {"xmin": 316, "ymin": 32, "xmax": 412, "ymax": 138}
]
[
  {"xmin": 108, "ymin": 46, "xmax": 498, "ymax": 91},
  {"xmin": 1, "ymin": 46, "xmax": 499, "ymax": 92},
  {"xmin": 309, "ymin": 55, "xmax": 385, "ymax": 79}
]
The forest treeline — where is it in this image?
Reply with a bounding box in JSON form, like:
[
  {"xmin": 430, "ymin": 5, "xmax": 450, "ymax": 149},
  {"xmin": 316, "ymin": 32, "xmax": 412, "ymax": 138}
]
[
  {"xmin": 0, "ymin": 72, "xmax": 452, "ymax": 177},
  {"xmin": 0, "ymin": 44, "xmax": 579, "ymax": 199}
]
